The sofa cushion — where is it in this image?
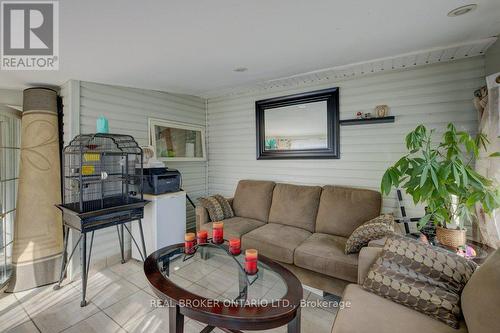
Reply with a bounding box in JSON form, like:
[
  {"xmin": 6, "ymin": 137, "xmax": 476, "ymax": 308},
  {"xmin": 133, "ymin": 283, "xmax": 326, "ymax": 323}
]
[
  {"xmin": 294, "ymin": 233, "xmax": 358, "ymax": 282},
  {"xmin": 213, "ymin": 194, "xmax": 234, "ymax": 219},
  {"xmin": 232, "ymin": 180, "xmax": 275, "ymax": 222},
  {"xmin": 362, "ymin": 234, "xmax": 477, "ymax": 329},
  {"xmin": 198, "ymin": 196, "xmax": 225, "ymax": 221},
  {"xmin": 242, "ymin": 223, "xmax": 311, "ymax": 264},
  {"xmin": 315, "ymin": 185, "xmax": 381, "ymax": 237},
  {"xmin": 461, "ymin": 248, "xmax": 500, "ymax": 333},
  {"xmin": 331, "ymin": 284, "xmax": 467, "ymax": 333},
  {"xmin": 200, "ymin": 217, "xmax": 265, "ymax": 240},
  {"xmin": 344, "ymin": 214, "xmax": 394, "ymax": 254},
  {"xmin": 268, "ymin": 183, "xmax": 322, "ymax": 232}
]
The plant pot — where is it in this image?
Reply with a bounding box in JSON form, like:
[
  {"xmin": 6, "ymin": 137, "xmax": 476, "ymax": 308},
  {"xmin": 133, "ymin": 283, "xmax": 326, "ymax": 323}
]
[{"xmin": 436, "ymin": 226, "xmax": 466, "ymax": 249}]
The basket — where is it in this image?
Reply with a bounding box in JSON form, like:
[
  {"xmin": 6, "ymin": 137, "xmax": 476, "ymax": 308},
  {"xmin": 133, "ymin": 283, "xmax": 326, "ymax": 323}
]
[{"xmin": 436, "ymin": 226, "xmax": 466, "ymax": 249}]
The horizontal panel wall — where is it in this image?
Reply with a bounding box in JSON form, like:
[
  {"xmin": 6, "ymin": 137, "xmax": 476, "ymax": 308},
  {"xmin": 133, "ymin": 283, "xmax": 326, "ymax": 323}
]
[
  {"xmin": 207, "ymin": 58, "xmax": 485, "ymax": 219},
  {"xmin": 62, "ymin": 81, "xmax": 206, "ymax": 268}
]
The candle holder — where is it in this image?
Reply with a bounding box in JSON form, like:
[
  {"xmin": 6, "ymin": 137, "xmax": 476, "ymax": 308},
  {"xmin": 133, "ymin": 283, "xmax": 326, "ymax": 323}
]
[
  {"xmin": 244, "ymin": 249, "xmax": 258, "ymax": 275},
  {"xmin": 212, "ymin": 222, "xmax": 224, "ymax": 244},
  {"xmin": 197, "ymin": 230, "xmax": 208, "ymax": 245},
  {"xmin": 229, "ymin": 238, "xmax": 241, "ymax": 255},
  {"xmin": 181, "ymin": 239, "xmax": 259, "ymax": 288},
  {"xmin": 184, "ymin": 233, "xmax": 196, "ymax": 255}
]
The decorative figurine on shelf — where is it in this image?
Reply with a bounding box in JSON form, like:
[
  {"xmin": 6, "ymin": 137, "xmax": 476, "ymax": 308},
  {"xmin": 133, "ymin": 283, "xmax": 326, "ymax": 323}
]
[
  {"xmin": 363, "ymin": 112, "xmax": 372, "ymax": 119},
  {"xmin": 375, "ymin": 105, "xmax": 389, "ymax": 118},
  {"xmin": 356, "ymin": 111, "xmax": 363, "ymax": 119}
]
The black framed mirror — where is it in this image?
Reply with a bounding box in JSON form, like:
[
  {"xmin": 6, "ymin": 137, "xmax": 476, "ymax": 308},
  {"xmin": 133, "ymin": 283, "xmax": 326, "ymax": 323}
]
[{"xmin": 255, "ymin": 87, "xmax": 340, "ymax": 159}]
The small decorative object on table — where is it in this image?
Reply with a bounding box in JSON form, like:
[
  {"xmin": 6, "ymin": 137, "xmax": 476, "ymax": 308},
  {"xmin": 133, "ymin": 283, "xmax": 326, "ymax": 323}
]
[
  {"xmin": 229, "ymin": 238, "xmax": 241, "ymax": 255},
  {"xmin": 356, "ymin": 111, "xmax": 363, "ymax": 119},
  {"xmin": 212, "ymin": 221, "xmax": 224, "ymax": 244},
  {"xmin": 363, "ymin": 112, "xmax": 372, "ymax": 119},
  {"xmin": 457, "ymin": 244, "xmax": 477, "ymax": 258},
  {"xmin": 197, "ymin": 230, "xmax": 208, "ymax": 244},
  {"xmin": 244, "ymin": 249, "xmax": 258, "ymax": 275},
  {"xmin": 184, "ymin": 233, "xmax": 196, "ymax": 254},
  {"xmin": 375, "ymin": 104, "xmax": 389, "ymax": 117}
]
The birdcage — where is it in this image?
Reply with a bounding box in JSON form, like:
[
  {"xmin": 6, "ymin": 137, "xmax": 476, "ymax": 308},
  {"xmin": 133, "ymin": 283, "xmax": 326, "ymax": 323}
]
[
  {"xmin": 56, "ymin": 134, "xmax": 149, "ymax": 307},
  {"xmin": 61, "ymin": 133, "xmax": 145, "ymax": 215}
]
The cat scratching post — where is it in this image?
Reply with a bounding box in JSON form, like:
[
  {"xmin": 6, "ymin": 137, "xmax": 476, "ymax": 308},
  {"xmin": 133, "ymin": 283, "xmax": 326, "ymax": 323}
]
[{"xmin": 7, "ymin": 88, "xmax": 63, "ymax": 292}]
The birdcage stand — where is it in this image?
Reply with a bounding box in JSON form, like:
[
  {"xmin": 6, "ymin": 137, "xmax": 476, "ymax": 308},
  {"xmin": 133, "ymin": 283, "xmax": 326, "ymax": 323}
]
[{"xmin": 53, "ymin": 211, "xmax": 148, "ymax": 307}]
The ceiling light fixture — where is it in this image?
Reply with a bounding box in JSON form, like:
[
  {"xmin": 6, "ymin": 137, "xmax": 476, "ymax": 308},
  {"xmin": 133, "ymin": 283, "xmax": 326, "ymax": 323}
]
[
  {"xmin": 447, "ymin": 4, "xmax": 477, "ymax": 17},
  {"xmin": 233, "ymin": 67, "xmax": 248, "ymax": 72}
]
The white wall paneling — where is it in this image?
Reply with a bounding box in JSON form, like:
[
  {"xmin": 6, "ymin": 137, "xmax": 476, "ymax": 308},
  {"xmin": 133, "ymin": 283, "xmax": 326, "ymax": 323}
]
[
  {"xmin": 206, "ymin": 57, "xmax": 485, "ymax": 219},
  {"xmin": 61, "ymin": 80, "xmax": 206, "ymax": 274}
]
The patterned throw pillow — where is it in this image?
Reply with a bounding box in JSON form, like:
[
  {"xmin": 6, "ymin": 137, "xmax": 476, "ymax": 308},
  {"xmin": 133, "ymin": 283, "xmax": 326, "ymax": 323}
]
[
  {"xmin": 362, "ymin": 234, "xmax": 478, "ymax": 328},
  {"xmin": 198, "ymin": 196, "xmax": 225, "ymax": 221},
  {"xmin": 213, "ymin": 194, "xmax": 234, "ymax": 219},
  {"xmin": 344, "ymin": 214, "xmax": 394, "ymax": 254}
]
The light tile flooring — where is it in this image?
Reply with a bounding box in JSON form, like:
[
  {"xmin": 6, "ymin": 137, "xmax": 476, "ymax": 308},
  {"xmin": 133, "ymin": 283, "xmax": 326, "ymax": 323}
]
[{"xmin": 0, "ymin": 259, "xmax": 338, "ymax": 333}]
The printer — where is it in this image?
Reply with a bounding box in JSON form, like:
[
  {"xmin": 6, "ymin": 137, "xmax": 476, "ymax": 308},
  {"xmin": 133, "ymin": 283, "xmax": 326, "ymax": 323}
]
[
  {"xmin": 136, "ymin": 149, "xmax": 182, "ymax": 195},
  {"xmin": 139, "ymin": 167, "xmax": 181, "ymax": 195}
]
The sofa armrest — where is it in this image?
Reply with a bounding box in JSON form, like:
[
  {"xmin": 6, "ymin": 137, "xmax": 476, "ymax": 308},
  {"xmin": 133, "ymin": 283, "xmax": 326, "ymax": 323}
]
[
  {"xmin": 195, "ymin": 206, "xmax": 210, "ymax": 231},
  {"xmin": 358, "ymin": 247, "xmax": 383, "ymax": 284}
]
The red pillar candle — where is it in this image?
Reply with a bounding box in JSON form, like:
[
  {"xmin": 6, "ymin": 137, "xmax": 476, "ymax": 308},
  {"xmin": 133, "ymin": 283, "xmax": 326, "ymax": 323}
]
[
  {"xmin": 212, "ymin": 221, "xmax": 224, "ymax": 244},
  {"xmin": 229, "ymin": 238, "xmax": 241, "ymax": 255},
  {"xmin": 184, "ymin": 233, "xmax": 196, "ymax": 254},
  {"xmin": 244, "ymin": 249, "xmax": 258, "ymax": 275},
  {"xmin": 197, "ymin": 230, "xmax": 208, "ymax": 244}
]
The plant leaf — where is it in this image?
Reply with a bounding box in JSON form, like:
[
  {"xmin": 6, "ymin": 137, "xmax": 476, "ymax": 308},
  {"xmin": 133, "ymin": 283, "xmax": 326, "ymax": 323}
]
[
  {"xmin": 418, "ymin": 214, "xmax": 432, "ymax": 230},
  {"xmin": 430, "ymin": 167, "xmax": 439, "ymax": 190},
  {"xmin": 381, "ymin": 170, "xmax": 392, "ymax": 195},
  {"xmin": 420, "ymin": 165, "xmax": 429, "ymax": 188}
]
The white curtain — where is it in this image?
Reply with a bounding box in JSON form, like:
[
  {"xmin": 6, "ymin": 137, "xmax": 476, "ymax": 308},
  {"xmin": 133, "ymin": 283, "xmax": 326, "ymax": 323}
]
[{"xmin": 474, "ymin": 72, "xmax": 500, "ymax": 249}]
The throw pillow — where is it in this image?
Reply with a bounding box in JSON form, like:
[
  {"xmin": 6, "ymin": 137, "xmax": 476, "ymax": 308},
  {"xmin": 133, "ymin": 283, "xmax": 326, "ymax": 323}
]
[
  {"xmin": 213, "ymin": 194, "xmax": 234, "ymax": 219},
  {"xmin": 362, "ymin": 234, "xmax": 478, "ymax": 328},
  {"xmin": 198, "ymin": 196, "xmax": 225, "ymax": 221},
  {"xmin": 344, "ymin": 214, "xmax": 394, "ymax": 254}
]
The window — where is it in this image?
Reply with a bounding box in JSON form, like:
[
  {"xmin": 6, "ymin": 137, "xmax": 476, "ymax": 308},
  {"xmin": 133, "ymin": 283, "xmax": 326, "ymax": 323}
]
[
  {"xmin": 149, "ymin": 118, "xmax": 206, "ymax": 162},
  {"xmin": 0, "ymin": 107, "xmax": 21, "ymax": 288}
]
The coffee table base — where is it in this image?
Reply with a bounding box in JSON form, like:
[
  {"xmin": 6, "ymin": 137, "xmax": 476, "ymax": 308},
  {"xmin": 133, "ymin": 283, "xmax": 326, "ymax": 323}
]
[
  {"xmin": 169, "ymin": 304, "xmax": 184, "ymax": 333},
  {"xmin": 168, "ymin": 304, "xmax": 301, "ymax": 333}
]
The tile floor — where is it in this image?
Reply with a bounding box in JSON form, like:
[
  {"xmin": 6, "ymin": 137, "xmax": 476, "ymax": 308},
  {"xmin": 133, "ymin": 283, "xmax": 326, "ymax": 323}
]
[{"xmin": 0, "ymin": 259, "xmax": 338, "ymax": 333}]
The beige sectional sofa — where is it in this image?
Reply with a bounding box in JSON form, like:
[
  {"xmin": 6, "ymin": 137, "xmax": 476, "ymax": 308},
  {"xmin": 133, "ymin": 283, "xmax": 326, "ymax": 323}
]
[
  {"xmin": 196, "ymin": 180, "xmax": 381, "ymax": 295},
  {"xmin": 331, "ymin": 246, "xmax": 500, "ymax": 333}
]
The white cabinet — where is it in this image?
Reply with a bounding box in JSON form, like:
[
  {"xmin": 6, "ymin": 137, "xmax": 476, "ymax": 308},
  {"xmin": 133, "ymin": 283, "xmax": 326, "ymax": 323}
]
[{"xmin": 132, "ymin": 191, "xmax": 186, "ymax": 260}]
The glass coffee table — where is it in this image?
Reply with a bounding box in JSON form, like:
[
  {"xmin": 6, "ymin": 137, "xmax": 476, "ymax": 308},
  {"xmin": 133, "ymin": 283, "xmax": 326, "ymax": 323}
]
[{"xmin": 144, "ymin": 242, "xmax": 303, "ymax": 333}]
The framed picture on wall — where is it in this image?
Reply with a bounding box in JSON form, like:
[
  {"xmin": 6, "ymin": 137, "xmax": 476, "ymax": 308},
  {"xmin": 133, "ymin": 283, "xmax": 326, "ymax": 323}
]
[
  {"xmin": 255, "ymin": 87, "xmax": 340, "ymax": 159},
  {"xmin": 149, "ymin": 118, "xmax": 206, "ymax": 161}
]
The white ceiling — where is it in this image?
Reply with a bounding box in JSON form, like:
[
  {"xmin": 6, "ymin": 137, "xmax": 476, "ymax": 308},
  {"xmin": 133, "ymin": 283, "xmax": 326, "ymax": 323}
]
[{"xmin": 1, "ymin": 0, "xmax": 499, "ymax": 96}]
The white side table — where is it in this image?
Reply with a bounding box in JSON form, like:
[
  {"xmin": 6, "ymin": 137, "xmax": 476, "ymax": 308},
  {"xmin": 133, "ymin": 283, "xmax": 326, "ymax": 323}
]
[{"xmin": 132, "ymin": 191, "xmax": 186, "ymax": 260}]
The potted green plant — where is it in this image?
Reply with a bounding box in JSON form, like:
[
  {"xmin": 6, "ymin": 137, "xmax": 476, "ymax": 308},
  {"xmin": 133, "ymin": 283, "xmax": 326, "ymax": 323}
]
[{"xmin": 381, "ymin": 123, "xmax": 500, "ymax": 248}]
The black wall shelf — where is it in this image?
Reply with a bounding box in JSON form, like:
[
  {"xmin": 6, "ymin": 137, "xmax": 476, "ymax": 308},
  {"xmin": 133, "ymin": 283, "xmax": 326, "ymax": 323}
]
[{"xmin": 340, "ymin": 116, "xmax": 395, "ymax": 126}]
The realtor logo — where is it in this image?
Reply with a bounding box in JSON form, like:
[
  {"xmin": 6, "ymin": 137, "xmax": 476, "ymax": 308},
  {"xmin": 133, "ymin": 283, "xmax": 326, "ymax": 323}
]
[{"xmin": 1, "ymin": 1, "xmax": 59, "ymax": 70}]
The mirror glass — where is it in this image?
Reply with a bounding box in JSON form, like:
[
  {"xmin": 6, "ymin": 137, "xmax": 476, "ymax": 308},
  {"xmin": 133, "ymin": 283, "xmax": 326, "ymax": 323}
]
[
  {"xmin": 149, "ymin": 119, "xmax": 206, "ymax": 161},
  {"xmin": 264, "ymin": 100, "xmax": 328, "ymax": 150}
]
